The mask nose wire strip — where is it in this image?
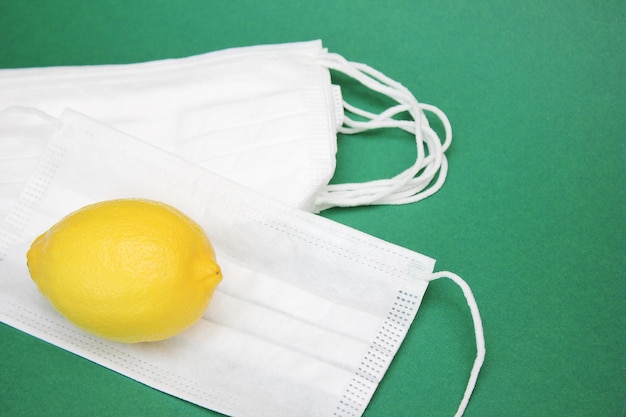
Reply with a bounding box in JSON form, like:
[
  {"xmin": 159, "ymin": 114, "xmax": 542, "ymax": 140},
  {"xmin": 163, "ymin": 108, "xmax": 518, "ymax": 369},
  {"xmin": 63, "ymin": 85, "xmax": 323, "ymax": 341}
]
[
  {"xmin": 0, "ymin": 106, "xmax": 63, "ymax": 130},
  {"xmin": 428, "ymin": 271, "xmax": 486, "ymax": 417},
  {"xmin": 315, "ymin": 53, "xmax": 452, "ymax": 211}
]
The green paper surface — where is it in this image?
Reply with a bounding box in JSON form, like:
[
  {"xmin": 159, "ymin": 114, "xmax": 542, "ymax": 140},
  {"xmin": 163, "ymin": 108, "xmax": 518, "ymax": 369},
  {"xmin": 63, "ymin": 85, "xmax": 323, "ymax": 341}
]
[{"xmin": 1, "ymin": 1, "xmax": 624, "ymax": 416}]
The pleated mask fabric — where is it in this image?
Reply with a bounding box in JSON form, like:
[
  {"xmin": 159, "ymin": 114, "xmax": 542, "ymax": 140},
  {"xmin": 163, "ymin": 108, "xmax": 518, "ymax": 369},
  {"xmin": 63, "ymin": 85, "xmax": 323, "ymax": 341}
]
[{"xmin": 0, "ymin": 109, "xmax": 483, "ymax": 417}]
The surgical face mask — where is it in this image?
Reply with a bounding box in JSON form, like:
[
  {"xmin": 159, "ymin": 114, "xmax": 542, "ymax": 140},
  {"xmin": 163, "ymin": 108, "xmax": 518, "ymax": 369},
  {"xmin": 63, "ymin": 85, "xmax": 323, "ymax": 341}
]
[
  {"xmin": 0, "ymin": 40, "xmax": 451, "ymax": 217},
  {"xmin": 0, "ymin": 109, "xmax": 483, "ymax": 417}
]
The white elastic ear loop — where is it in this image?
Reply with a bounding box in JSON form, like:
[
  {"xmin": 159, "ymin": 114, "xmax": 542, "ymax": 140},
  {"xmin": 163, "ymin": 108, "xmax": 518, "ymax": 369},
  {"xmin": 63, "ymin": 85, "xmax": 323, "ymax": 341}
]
[
  {"xmin": 318, "ymin": 53, "xmax": 427, "ymax": 205},
  {"xmin": 336, "ymin": 101, "xmax": 449, "ymax": 204},
  {"xmin": 315, "ymin": 53, "xmax": 452, "ymax": 211},
  {"xmin": 428, "ymin": 271, "xmax": 485, "ymax": 417}
]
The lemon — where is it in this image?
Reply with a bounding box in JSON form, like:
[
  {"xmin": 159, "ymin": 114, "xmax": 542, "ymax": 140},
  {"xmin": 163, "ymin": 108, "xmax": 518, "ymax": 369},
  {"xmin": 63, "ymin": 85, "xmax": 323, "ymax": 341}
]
[{"xmin": 26, "ymin": 198, "xmax": 222, "ymax": 343}]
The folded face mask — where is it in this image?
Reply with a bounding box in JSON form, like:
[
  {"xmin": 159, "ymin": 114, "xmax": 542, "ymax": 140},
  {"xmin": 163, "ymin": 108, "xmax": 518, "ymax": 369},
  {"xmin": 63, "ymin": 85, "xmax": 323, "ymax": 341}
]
[
  {"xmin": 0, "ymin": 40, "xmax": 451, "ymax": 216},
  {"xmin": 0, "ymin": 109, "xmax": 483, "ymax": 417}
]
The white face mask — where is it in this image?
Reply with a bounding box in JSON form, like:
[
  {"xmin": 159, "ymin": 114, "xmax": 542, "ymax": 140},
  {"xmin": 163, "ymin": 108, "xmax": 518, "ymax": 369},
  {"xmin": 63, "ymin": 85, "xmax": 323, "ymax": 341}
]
[
  {"xmin": 0, "ymin": 109, "xmax": 483, "ymax": 417},
  {"xmin": 0, "ymin": 40, "xmax": 451, "ymax": 216}
]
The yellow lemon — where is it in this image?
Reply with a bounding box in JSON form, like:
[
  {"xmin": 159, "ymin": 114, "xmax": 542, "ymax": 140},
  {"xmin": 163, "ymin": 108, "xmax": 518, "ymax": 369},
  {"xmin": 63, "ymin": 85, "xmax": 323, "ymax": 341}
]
[{"xmin": 26, "ymin": 198, "xmax": 222, "ymax": 343}]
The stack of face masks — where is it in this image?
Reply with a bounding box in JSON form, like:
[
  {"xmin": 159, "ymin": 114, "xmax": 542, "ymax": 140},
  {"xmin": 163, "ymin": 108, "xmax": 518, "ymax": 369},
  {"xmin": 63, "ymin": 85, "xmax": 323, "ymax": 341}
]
[
  {"xmin": 0, "ymin": 40, "xmax": 484, "ymax": 417},
  {"xmin": 0, "ymin": 40, "xmax": 452, "ymax": 216}
]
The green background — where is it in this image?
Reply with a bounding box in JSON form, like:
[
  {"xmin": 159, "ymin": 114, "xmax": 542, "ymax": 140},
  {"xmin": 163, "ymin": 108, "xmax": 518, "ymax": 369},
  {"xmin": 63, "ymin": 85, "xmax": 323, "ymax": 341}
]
[{"xmin": 0, "ymin": 1, "xmax": 624, "ymax": 416}]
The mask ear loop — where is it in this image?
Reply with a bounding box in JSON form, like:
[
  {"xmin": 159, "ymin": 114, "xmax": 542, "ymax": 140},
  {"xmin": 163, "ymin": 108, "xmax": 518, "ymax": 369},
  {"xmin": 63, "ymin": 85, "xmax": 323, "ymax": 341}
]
[
  {"xmin": 314, "ymin": 53, "xmax": 452, "ymax": 211},
  {"xmin": 428, "ymin": 271, "xmax": 486, "ymax": 417}
]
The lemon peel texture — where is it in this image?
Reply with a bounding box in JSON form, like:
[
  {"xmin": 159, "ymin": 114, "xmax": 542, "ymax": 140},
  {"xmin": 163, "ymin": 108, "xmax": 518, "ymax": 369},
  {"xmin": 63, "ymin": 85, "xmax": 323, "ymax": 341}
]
[{"xmin": 26, "ymin": 199, "xmax": 222, "ymax": 343}]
